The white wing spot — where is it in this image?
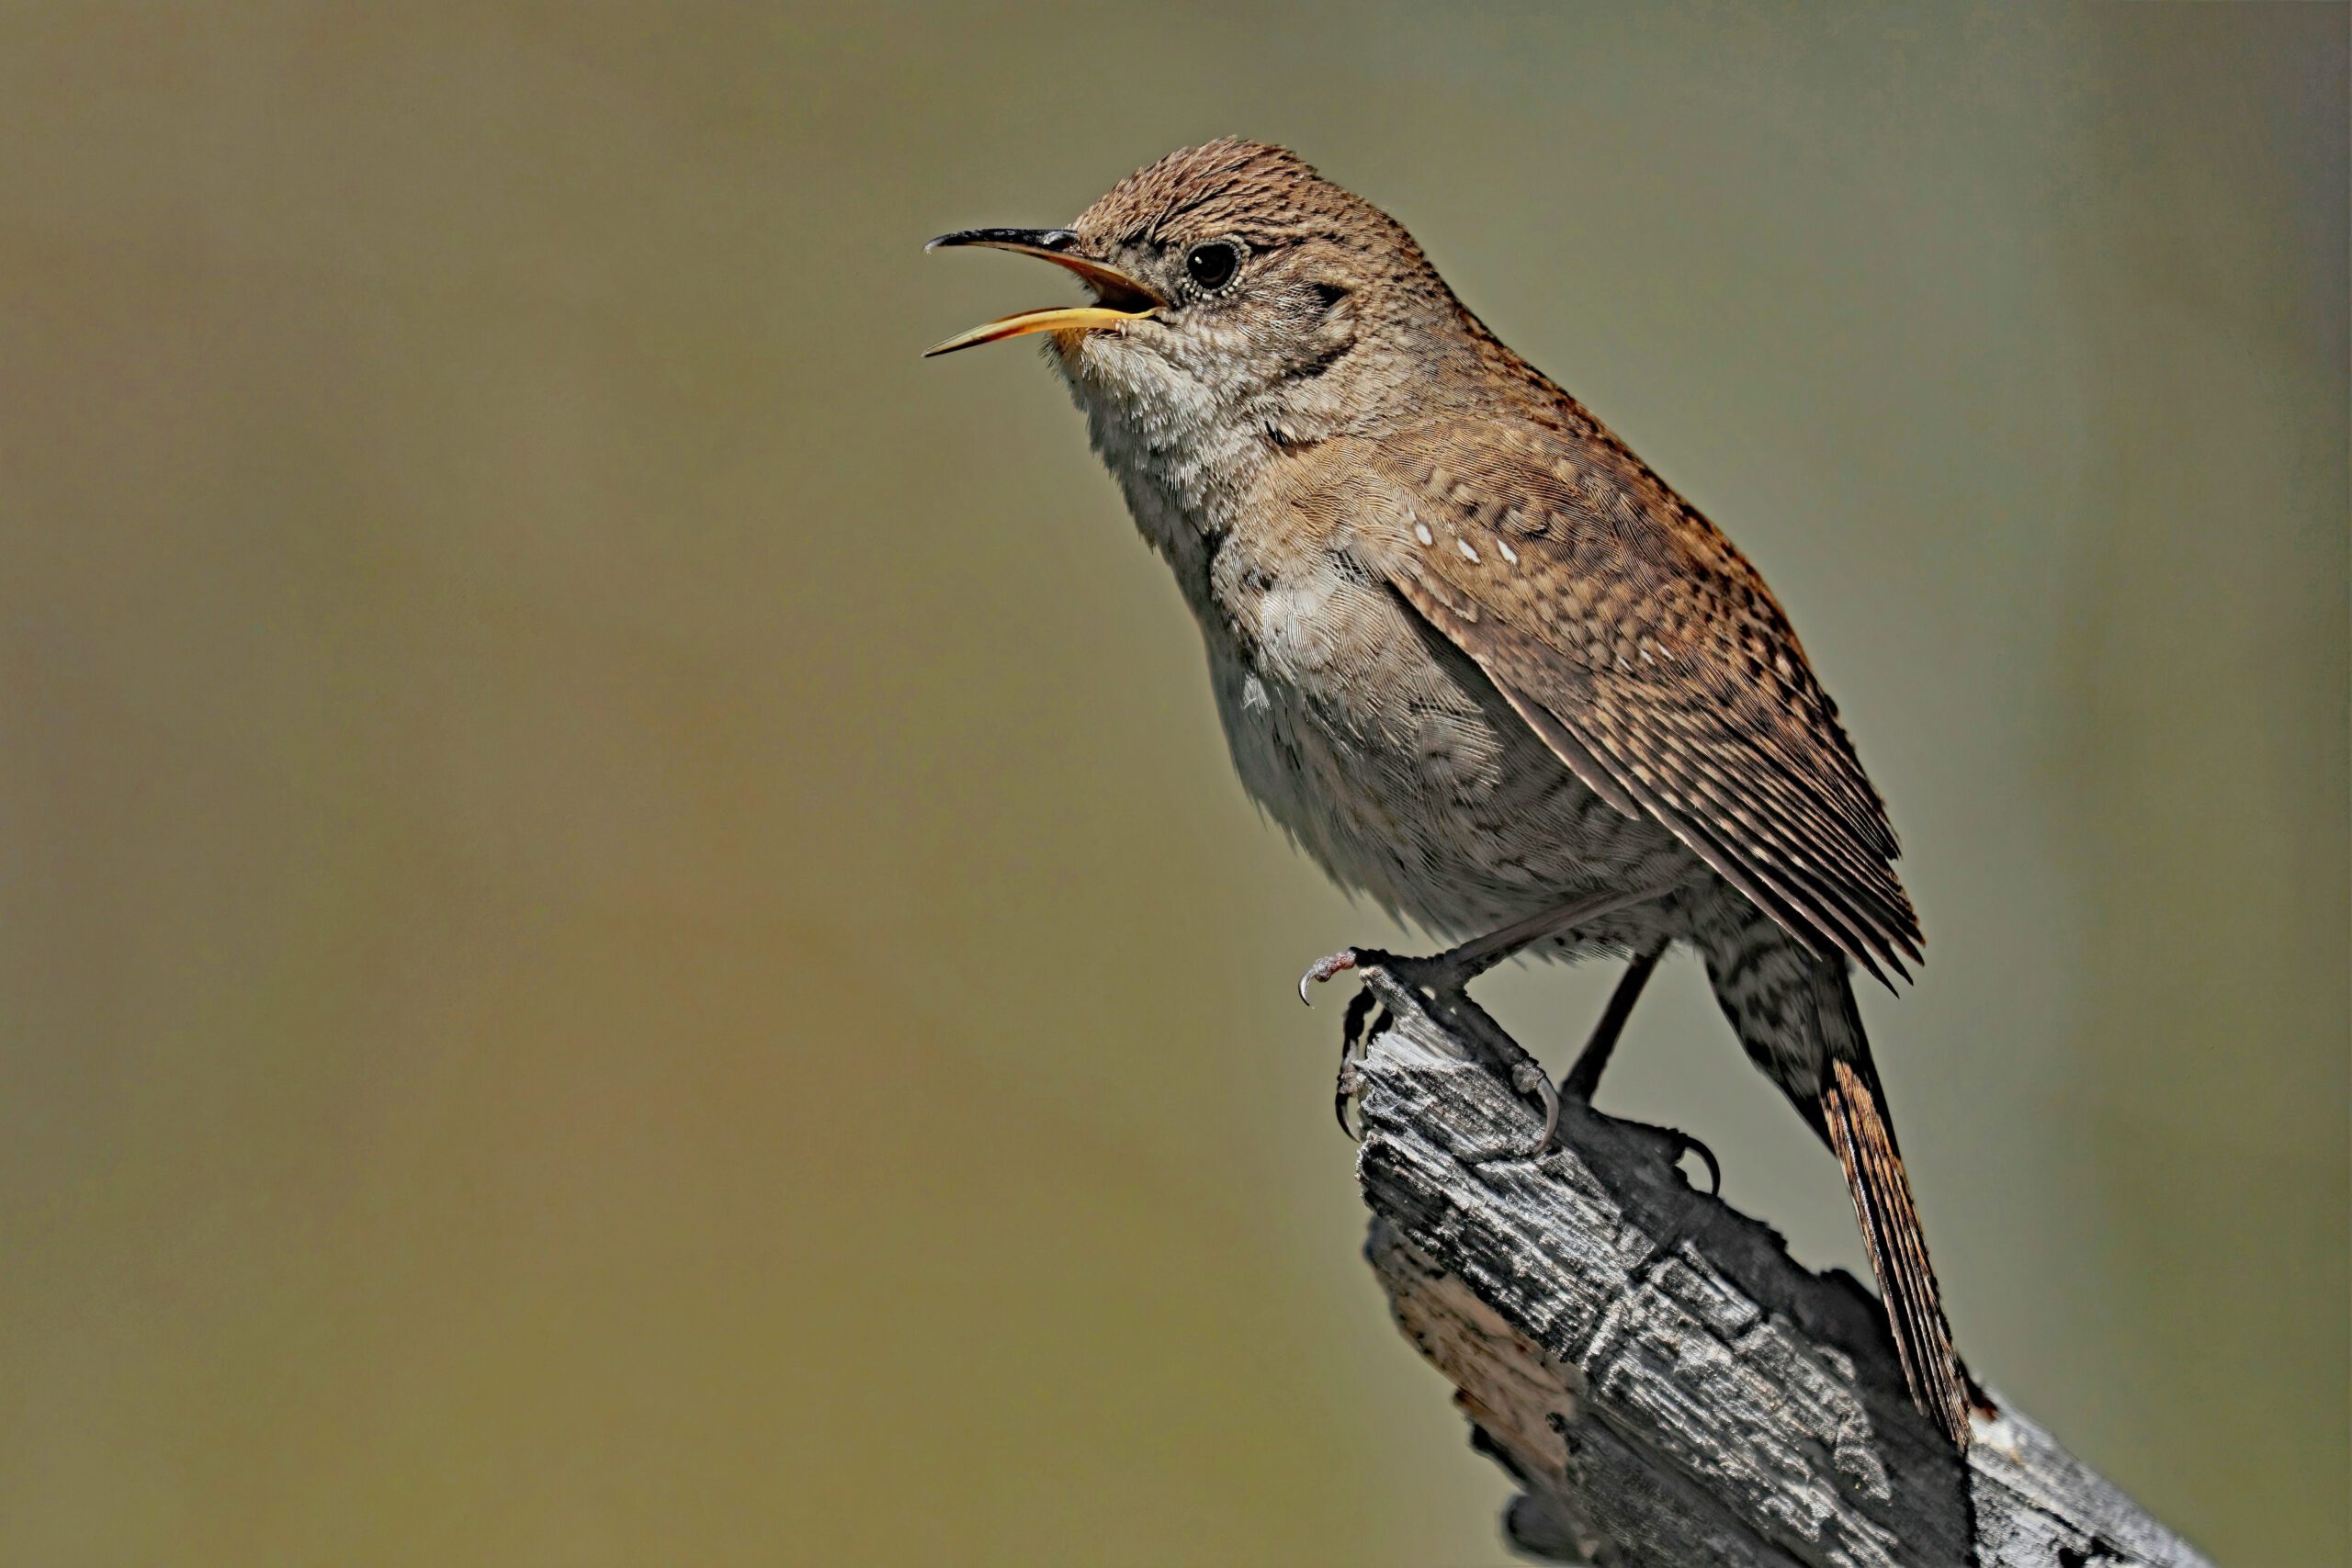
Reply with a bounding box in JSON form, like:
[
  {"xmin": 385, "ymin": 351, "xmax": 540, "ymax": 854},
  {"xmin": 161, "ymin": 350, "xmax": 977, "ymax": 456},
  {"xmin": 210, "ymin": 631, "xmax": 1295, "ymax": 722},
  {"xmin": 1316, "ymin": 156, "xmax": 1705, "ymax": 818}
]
[
  {"xmin": 1457, "ymin": 538, "xmax": 1479, "ymax": 563},
  {"xmin": 1497, "ymin": 538, "xmax": 1519, "ymax": 565},
  {"xmin": 1413, "ymin": 521, "xmax": 1435, "ymax": 547}
]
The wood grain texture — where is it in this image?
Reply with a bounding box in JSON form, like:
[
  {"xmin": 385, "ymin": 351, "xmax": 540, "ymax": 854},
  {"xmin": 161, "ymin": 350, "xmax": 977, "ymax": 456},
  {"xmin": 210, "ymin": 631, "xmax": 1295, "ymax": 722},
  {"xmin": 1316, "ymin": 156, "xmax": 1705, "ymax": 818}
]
[{"xmin": 1343, "ymin": 966, "xmax": 2211, "ymax": 1567}]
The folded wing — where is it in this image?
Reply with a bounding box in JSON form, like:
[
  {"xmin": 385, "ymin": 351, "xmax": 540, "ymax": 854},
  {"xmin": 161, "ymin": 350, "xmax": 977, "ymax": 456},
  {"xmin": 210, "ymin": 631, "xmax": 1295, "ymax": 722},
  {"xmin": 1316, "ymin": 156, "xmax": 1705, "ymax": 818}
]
[{"xmin": 1361, "ymin": 421, "xmax": 1921, "ymax": 984}]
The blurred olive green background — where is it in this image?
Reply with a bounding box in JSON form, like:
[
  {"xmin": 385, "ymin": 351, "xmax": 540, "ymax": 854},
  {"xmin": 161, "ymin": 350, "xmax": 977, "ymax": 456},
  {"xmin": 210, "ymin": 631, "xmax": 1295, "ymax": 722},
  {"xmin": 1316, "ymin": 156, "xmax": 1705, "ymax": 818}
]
[{"xmin": 0, "ymin": 4, "xmax": 2343, "ymax": 1564}]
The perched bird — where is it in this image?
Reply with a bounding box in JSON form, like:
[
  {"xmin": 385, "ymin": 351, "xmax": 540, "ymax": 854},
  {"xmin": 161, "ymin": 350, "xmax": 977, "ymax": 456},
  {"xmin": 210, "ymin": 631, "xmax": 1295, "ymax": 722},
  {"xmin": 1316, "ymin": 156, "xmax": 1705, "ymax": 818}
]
[{"xmin": 925, "ymin": 138, "xmax": 1970, "ymax": 1449}]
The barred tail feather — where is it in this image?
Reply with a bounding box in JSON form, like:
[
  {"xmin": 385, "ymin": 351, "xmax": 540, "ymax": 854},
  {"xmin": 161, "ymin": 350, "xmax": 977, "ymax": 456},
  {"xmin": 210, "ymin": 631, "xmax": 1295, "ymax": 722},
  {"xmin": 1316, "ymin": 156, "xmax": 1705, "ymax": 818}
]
[{"xmin": 1821, "ymin": 1055, "xmax": 1971, "ymax": 1450}]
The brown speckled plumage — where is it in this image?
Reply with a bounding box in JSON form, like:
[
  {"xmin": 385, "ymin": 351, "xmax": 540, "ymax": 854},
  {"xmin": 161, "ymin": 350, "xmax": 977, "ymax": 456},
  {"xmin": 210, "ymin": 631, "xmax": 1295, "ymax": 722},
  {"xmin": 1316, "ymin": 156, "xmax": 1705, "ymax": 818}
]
[{"xmin": 933, "ymin": 138, "xmax": 1969, "ymax": 1448}]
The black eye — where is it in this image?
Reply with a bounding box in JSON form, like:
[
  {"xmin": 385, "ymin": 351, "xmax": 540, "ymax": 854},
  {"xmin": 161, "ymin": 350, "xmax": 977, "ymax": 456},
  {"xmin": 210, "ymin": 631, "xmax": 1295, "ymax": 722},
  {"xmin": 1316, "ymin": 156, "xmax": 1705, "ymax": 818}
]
[{"xmin": 1184, "ymin": 241, "xmax": 1240, "ymax": 291}]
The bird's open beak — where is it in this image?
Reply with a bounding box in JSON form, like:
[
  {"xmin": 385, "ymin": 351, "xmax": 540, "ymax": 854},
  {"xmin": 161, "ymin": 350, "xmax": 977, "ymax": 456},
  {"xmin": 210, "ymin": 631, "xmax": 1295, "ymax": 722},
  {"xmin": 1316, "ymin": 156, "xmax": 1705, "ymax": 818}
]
[{"xmin": 922, "ymin": 229, "xmax": 1163, "ymax": 357}]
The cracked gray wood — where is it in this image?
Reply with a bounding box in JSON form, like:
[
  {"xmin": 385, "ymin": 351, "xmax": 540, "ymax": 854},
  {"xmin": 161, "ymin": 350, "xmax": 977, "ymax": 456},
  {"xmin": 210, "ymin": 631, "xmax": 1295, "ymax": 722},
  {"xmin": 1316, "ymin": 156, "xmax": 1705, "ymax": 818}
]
[{"xmin": 1341, "ymin": 966, "xmax": 2212, "ymax": 1568}]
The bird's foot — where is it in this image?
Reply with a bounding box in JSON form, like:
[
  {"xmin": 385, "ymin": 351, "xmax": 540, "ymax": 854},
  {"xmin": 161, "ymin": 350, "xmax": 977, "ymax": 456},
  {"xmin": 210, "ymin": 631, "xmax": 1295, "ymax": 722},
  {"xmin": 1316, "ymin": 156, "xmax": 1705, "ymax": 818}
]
[
  {"xmin": 1666, "ymin": 1126, "xmax": 1723, "ymax": 1197},
  {"xmin": 1299, "ymin": 944, "xmax": 1483, "ymax": 1006},
  {"xmin": 1610, "ymin": 1118, "xmax": 1722, "ymax": 1197},
  {"xmin": 1302, "ymin": 945, "xmax": 1557, "ymax": 1155},
  {"xmin": 1330, "ymin": 985, "xmax": 1382, "ymax": 1140},
  {"xmin": 1297, "ymin": 945, "xmax": 1379, "ymax": 1005},
  {"xmin": 1500, "ymin": 1057, "xmax": 1562, "ymax": 1160}
]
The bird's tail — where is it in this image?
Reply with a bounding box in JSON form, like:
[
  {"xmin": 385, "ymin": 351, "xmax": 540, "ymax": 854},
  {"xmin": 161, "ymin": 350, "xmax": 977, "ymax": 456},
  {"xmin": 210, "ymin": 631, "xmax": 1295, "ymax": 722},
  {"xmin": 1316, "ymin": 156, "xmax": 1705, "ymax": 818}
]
[
  {"xmin": 1702, "ymin": 916, "xmax": 1971, "ymax": 1449},
  {"xmin": 1816, "ymin": 1030, "xmax": 1970, "ymax": 1450}
]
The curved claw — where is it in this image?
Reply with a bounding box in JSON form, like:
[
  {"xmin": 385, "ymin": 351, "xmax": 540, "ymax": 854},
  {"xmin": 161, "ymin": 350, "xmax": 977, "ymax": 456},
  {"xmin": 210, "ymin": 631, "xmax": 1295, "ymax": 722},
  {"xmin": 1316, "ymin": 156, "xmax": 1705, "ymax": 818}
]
[
  {"xmin": 1512, "ymin": 1061, "xmax": 1562, "ymax": 1156},
  {"xmin": 1298, "ymin": 947, "xmax": 1362, "ymax": 1005},
  {"xmin": 1672, "ymin": 1131, "xmax": 1724, "ymax": 1198},
  {"xmin": 1332, "ymin": 987, "xmax": 1379, "ymax": 1142}
]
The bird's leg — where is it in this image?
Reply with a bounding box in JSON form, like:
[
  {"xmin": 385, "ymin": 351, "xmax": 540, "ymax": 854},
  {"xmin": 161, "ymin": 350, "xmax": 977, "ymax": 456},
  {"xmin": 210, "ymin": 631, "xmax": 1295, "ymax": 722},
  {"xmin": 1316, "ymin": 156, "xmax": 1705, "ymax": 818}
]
[
  {"xmin": 1559, "ymin": 942, "xmax": 1666, "ymax": 1101},
  {"xmin": 1554, "ymin": 942, "xmax": 1722, "ymax": 1193},
  {"xmin": 1299, "ymin": 882, "xmax": 1683, "ymax": 1005}
]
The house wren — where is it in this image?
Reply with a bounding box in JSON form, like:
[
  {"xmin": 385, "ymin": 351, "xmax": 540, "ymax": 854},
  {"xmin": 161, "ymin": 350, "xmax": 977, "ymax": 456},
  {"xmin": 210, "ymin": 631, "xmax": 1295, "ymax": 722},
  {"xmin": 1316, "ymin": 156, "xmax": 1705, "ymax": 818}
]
[{"xmin": 925, "ymin": 139, "xmax": 1971, "ymax": 1449}]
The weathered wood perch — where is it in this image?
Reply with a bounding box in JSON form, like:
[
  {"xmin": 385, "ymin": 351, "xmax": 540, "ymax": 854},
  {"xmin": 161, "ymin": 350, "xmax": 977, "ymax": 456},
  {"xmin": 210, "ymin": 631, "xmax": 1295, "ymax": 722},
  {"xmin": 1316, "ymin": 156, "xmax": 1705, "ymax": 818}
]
[{"xmin": 1341, "ymin": 965, "xmax": 2211, "ymax": 1568}]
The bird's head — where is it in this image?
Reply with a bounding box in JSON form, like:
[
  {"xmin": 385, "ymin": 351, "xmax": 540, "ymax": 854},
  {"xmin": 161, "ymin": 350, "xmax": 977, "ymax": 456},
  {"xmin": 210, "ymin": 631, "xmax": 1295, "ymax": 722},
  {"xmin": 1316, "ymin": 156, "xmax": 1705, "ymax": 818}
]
[{"xmin": 927, "ymin": 140, "xmax": 1478, "ymax": 452}]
